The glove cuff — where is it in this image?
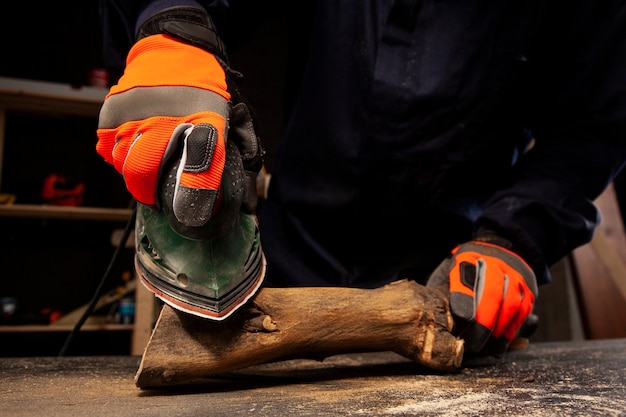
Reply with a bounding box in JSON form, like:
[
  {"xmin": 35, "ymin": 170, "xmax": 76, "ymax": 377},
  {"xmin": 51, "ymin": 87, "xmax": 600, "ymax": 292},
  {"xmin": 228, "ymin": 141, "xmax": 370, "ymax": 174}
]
[
  {"xmin": 137, "ymin": 6, "xmax": 228, "ymax": 65},
  {"xmin": 473, "ymin": 228, "xmax": 534, "ymax": 266},
  {"xmin": 473, "ymin": 230, "xmax": 515, "ymax": 252}
]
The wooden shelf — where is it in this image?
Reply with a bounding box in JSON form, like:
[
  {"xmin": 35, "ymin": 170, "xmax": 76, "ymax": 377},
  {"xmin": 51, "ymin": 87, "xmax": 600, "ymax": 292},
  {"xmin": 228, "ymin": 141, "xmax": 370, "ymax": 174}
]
[
  {"xmin": 0, "ymin": 76, "xmax": 155, "ymax": 356},
  {"xmin": 0, "ymin": 204, "xmax": 133, "ymax": 221},
  {"xmin": 0, "ymin": 76, "xmax": 107, "ymax": 189},
  {"xmin": 0, "ymin": 76, "xmax": 106, "ymax": 117}
]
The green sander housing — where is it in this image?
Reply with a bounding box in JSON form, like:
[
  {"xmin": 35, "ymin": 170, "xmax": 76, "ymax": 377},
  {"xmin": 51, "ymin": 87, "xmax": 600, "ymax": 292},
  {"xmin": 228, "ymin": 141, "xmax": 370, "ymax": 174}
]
[{"xmin": 135, "ymin": 140, "xmax": 266, "ymax": 320}]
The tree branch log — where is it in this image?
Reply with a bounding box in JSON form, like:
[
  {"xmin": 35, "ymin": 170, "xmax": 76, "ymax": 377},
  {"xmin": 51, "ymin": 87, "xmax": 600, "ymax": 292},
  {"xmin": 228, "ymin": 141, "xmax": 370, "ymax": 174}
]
[{"xmin": 135, "ymin": 279, "xmax": 464, "ymax": 388}]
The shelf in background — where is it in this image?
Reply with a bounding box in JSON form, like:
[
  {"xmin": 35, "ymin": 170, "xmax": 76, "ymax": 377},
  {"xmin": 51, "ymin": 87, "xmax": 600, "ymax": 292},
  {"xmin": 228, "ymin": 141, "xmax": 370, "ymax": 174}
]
[
  {"xmin": 0, "ymin": 204, "xmax": 133, "ymax": 221},
  {"xmin": 0, "ymin": 76, "xmax": 106, "ymax": 117},
  {"xmin": 0, "ymin": 76, "xmax": 156, "ymax": 356},
  {"xmin": 0, "ymin": 76, "xmax": 107, "ymax": 191}
]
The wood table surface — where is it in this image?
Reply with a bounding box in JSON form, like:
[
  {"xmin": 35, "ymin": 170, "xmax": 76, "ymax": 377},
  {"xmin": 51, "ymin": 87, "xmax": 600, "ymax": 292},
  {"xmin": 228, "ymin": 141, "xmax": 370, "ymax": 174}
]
[{"xmin": 2, "ymin": 338, "xmax": 625, "ymax": 416}]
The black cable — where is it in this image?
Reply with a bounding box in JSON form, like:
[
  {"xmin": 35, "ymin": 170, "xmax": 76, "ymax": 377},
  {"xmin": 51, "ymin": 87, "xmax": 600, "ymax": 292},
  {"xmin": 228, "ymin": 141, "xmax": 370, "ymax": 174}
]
[{"xmin": 58, "ymin": 201, "xmax": 137, "ymax": 356}]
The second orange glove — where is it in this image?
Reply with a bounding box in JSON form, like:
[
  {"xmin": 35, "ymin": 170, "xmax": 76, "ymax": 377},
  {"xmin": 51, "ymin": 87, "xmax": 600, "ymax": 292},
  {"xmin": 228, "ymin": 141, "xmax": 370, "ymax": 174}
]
[{"xmin": 427, "ymin": 240, "xmax": 538, "ymax": 355}]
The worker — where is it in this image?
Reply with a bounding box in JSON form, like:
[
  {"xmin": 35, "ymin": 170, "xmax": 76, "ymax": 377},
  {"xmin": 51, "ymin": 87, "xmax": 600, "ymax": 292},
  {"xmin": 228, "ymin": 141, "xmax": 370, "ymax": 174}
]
[{"xmin": 96, "ymin": 1, "xmax": 626, "ymax": 358}]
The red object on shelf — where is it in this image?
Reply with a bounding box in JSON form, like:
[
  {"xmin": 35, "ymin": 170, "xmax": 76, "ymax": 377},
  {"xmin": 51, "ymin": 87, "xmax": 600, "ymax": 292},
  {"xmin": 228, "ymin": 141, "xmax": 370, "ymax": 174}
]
[
  {"xmin": 41, "ymin": 174, "xmax": 85, "ymax": 206},
  {"xmin": 88, "ymin": 67, "xmax": 109, "ymax": 89}
]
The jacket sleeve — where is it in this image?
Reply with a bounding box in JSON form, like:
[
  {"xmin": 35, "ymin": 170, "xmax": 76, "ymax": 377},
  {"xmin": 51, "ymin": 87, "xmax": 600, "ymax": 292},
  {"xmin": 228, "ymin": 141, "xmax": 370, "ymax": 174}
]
[
  {"xmin": 476, "ymin": 1, "xmax": 626, "ymax": 285},
  {"xmin": 99, "ymin": 0, "xmax": 229, "ymax": 74}
]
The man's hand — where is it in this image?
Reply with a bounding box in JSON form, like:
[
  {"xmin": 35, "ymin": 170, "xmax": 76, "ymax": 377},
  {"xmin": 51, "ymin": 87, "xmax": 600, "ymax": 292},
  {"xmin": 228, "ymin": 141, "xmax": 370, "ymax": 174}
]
[
  {"xmin": 427, "ymin": 240, "xmax": 538, "ymax": 355},
  {"xmin": 97, "ymin": 34, "xmax": 230, "ymax": 228}
]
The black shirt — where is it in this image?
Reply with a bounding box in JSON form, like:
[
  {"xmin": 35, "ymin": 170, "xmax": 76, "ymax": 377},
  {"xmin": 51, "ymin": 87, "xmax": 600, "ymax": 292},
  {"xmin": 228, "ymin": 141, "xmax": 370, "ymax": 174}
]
[{"xmin": 100, "ymin": 0, "xmax": 626, "ymax": 287}]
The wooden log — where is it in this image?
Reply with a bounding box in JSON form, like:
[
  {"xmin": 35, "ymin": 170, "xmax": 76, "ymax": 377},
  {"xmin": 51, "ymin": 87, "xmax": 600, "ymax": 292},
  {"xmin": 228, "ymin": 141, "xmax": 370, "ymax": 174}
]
[{"xmin": 135, "ymin": 279, "xmax": 464, "ymax": 388}]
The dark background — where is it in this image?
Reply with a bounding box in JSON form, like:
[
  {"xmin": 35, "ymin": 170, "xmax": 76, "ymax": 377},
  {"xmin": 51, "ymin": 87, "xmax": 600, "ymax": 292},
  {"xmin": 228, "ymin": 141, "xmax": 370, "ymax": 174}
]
[{"xmin": 0, "ymin": 3, "xmax": 104, "ymax": 87}]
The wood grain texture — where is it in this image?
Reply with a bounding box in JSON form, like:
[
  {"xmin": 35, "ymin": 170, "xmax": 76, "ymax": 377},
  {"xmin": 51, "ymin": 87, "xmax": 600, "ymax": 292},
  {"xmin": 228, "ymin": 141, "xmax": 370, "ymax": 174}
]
[{"xmin": 570, "ymin": 183, "xmax": 626, "ymax": 339}]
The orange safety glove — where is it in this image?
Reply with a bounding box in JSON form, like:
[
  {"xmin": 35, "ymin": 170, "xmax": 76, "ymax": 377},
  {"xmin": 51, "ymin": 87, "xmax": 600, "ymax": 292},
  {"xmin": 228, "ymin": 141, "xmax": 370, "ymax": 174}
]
[
  {"xmin": 97, "ymin": 34, "xmax": 230, "ymax": 228},
  {"xmin": 426, "ymin": 240, "xmax": 538, "ymax": 355}
]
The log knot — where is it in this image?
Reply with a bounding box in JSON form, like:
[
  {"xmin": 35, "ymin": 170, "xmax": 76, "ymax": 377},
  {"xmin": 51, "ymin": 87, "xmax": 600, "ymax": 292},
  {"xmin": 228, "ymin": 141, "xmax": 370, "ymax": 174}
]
[{"xmin": 243, "ymin": 313, "xmax": 278, "ymax": 332}]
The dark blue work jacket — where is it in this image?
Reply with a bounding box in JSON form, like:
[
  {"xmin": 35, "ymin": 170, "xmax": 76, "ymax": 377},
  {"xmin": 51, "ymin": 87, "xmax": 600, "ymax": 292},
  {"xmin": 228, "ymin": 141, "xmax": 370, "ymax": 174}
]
[{"xmin": 101, "ymin": 0, "xmax": 626, "ymax": 288}]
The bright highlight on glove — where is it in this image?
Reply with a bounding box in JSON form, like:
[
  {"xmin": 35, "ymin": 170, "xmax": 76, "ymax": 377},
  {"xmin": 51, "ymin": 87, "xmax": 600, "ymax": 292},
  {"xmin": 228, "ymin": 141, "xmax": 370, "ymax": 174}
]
[
  {"xmin": 96, "ymin": 34, "xmax": 230, "ymax": 227},
  {"xmin": 427, "ymin": 240, "xmax": 538, "ymax": 355}
]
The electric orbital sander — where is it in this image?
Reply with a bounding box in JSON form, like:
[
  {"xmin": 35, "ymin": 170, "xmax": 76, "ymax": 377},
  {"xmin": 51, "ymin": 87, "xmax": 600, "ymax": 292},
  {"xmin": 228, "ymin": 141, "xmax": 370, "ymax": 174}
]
[{"xmin": 134, "ymin": 139, "xmax": 266, "ymax": 320}]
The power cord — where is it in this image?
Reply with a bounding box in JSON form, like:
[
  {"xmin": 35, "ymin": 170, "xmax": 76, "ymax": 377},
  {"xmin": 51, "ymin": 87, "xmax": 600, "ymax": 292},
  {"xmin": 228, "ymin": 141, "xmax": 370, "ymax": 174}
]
[{"xmin": 58, "ymin": 200, "xmax": 137, "ymax": 356}]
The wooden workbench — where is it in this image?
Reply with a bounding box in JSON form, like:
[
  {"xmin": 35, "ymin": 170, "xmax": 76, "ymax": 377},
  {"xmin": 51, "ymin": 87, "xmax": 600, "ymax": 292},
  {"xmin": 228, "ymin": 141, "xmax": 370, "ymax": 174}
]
[{"xmin": 1, "ymin": 338, "xmax": 624, "ymax": 416}]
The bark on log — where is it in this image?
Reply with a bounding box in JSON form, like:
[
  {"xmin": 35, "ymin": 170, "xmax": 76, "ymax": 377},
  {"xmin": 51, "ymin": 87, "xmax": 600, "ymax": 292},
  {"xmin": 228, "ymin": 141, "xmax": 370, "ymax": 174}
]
[{"xmin": 135, "ymin": 279, "xmax": 464, "ymax": 388}]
